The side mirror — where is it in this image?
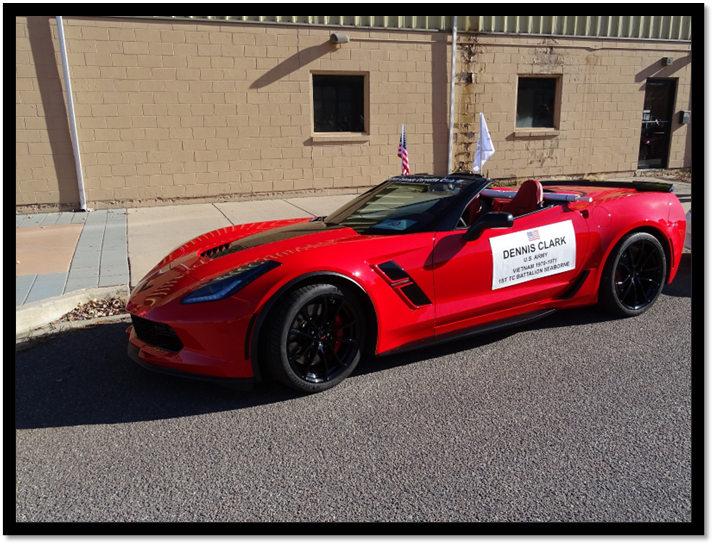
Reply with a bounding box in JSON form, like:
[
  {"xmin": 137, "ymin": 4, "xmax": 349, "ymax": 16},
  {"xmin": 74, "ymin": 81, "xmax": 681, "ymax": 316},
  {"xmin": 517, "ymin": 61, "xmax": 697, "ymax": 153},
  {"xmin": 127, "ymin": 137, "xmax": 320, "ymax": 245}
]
[{"xmin": 463, "ymin": 212, "xmax": 514, "ymax": 242}]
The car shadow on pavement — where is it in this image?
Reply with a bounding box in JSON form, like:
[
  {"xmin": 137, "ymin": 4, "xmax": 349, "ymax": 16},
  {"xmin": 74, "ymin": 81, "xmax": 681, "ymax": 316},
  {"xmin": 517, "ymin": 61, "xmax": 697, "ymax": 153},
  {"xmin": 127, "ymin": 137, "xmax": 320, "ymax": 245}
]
[
  {"xmin": 356, "ymin": 308, "xmax": 611, "ymax": 379},
  {"xmin": 663, "ymin": 251, "xmax": 691, "ymax": 298},
  {"xmin": 15, "ymin": 323, "xmax": 302, "ymax": 430}
]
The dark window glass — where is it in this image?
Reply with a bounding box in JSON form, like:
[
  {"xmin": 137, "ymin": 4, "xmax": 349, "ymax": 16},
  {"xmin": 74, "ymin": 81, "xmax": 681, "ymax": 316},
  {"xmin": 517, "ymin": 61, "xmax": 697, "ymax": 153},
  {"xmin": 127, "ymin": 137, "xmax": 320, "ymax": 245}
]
[
  {"xmin": 638, "ymin": 79, "xmax": 676, "ymax": 168},
  {"xmin": 326, "ymin": 181, "xmax": 464, "ymax": 234},
  {"xmin": 313, "ymin": 75, "xmax": 365, "ymax": 132},
  {"xmin": 516, "ymin": 78, "xmax": 557, "ymax": 128}
]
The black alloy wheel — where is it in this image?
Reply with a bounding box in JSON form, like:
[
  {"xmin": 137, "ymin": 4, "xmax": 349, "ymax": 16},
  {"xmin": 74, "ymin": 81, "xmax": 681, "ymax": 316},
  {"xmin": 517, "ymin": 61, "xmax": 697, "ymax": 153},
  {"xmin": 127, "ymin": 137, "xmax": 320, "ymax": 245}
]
[
  {"xmin": 267, "ymin": 284, "xmax": 365, "ymax": 393},
  {"xmin": 599, "ymin": 232, "xmax": 666, "ymax": 317}
]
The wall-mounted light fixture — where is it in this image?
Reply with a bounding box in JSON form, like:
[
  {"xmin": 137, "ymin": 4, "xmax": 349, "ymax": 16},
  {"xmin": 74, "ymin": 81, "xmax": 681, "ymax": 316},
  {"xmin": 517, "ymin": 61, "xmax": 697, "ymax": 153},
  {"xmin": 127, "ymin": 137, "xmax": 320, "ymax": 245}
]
[
  {"xmin": 330, "ymin": 33, "xmax": 349, "ymax": 47},
  {"xmin": 661, "ymin": 57, "xmax": 673, "ymax": 66}
]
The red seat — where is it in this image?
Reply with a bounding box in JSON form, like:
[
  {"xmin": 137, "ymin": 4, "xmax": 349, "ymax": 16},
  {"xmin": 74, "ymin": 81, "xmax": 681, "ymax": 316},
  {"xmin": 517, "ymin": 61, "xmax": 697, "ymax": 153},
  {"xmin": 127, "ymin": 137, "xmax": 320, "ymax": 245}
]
[{"xmin": 502, "ymin": 179, "xmax": 543, "ymax": 216}]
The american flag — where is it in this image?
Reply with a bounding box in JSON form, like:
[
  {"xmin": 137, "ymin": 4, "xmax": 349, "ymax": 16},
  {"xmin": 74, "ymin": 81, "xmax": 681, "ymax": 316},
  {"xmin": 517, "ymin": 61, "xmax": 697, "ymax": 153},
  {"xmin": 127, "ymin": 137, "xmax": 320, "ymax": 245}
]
[
  {"xmin": 527, "ymin": 230, "xmax": 540, "ymax": 241},
  {"xmin": 398, "ymin": 124, "xmax": 410, "ymax": 175}
]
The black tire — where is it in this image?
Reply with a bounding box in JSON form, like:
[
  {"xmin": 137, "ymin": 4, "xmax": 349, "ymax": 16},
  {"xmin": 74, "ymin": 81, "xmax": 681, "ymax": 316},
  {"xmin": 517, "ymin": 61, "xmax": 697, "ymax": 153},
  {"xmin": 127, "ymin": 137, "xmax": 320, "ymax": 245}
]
[
  {"xmin": 599, "ymin": 232, "xmax": 666, "ymax": 317},
  {"xmin": 266, "ymin": 284, "xmax": 365, "ymax": 393}
]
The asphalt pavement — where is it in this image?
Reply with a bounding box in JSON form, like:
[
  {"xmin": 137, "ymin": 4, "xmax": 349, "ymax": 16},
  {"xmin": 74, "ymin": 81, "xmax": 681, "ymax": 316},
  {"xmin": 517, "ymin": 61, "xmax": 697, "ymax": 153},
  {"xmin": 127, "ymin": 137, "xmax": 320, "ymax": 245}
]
[{"xmin": 15, "ymin": 252, "xmax": 693, "ymax": 522}]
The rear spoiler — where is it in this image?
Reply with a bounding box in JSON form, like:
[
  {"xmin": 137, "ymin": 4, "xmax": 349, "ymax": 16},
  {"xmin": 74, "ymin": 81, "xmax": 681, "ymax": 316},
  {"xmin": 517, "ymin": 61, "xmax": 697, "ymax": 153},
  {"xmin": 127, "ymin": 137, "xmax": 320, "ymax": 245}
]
[{"xmin": 540, "ymin": 180, "xmax": 674, "ymax": 193}]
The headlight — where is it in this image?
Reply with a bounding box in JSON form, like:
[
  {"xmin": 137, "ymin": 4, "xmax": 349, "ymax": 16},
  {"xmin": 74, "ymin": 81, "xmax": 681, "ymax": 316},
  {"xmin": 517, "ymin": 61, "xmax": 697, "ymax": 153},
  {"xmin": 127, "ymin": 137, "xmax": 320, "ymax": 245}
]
[{"xmin": 180, "ymin": 261, "xmax": 281, "ymax": 304}]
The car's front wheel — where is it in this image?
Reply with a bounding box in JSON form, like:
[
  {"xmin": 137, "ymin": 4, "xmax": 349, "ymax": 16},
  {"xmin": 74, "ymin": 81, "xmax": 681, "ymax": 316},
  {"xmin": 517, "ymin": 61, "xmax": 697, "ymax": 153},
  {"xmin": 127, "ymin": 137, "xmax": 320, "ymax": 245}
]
[
  {"xmin": 599, "ymin": 231, "xmax": 666, "ymax": 317},
  {"xmin": 266, "ymin": 283, "xmax": 365, "ymax": 393}
]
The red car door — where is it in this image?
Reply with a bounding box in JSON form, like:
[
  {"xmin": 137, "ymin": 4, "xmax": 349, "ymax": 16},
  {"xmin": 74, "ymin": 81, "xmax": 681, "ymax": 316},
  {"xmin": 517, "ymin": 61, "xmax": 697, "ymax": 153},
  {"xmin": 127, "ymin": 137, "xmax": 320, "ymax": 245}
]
[{"xmin": 431, "ymin": 205, "xmax": 590, "ymax": 337}]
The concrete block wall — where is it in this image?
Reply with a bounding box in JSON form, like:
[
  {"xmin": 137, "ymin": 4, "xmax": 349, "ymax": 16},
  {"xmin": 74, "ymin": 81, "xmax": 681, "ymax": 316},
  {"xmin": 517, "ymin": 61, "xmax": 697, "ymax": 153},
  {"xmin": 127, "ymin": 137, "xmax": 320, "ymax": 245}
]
[
  {"xmin": 451, "ymin": 34, "xmax": 692, "ymax": 180},
  {"xmin": 16, "ymin": 17, "xmax": 691, "ymax": 212},
  {"xmin": 16, "ymin": 16, "xmax": 449, "ymax": 211}
]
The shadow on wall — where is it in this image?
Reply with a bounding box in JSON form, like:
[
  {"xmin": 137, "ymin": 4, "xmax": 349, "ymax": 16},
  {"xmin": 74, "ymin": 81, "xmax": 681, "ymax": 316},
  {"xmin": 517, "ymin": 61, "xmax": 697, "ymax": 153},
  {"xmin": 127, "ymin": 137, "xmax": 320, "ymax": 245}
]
[
  {"xmin": 249, "ymin": 42, "xmax": 333, "ymax": 89},
  {"xmin": 26, "ymin": 16, "xmax": 80, "ymax": 210},
  {"xmin": 634, "ymin": 55, "xmax": 691, "ymax": 83}
]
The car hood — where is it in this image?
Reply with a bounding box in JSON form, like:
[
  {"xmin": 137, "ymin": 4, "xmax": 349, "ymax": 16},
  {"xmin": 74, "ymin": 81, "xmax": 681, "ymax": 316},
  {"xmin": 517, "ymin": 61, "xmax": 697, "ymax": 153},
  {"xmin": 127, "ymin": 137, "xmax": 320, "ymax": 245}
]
[{"xmin": 147, "ymin": 217, "xmax": 363, "ymax": 283}]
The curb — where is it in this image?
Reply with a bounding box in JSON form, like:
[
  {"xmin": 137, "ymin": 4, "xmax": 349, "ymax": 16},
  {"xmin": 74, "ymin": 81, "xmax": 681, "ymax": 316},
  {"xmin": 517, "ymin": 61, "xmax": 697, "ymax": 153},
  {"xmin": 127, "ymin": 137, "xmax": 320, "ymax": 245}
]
[
  {"xmin": 15, "ymin": 313, "xmax": 132, "ymax": 353},
  {"xmin": 16, "ymin": 285, "xmax": 129, "ymax": 339}
]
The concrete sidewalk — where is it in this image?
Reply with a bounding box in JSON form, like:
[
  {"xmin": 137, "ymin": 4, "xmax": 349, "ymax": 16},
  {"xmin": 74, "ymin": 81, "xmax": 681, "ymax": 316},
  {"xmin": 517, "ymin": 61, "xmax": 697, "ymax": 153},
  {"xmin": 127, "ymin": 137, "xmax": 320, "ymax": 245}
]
[
  {"xmin": 15, "ymin": 177, "xmax": 691, "ymax": 334},
  {"xmin": 15, "ymin": 194, "xmax": 358, "ymax": 330},
  {"xmin": 124, "ymin": 194, "xmax": 357, "ymax": 287},
  {"xmin": 16, "ymin": 209, "xmax": 129, "ymax": 306}
]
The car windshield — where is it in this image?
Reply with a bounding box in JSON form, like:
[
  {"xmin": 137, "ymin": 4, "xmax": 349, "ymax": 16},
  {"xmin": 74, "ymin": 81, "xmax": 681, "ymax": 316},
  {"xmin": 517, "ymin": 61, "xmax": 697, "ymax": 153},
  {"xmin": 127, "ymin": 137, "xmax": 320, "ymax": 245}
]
[{"xmin": 326, "ymin": 181, "xmax": 466, "ymax": 234}]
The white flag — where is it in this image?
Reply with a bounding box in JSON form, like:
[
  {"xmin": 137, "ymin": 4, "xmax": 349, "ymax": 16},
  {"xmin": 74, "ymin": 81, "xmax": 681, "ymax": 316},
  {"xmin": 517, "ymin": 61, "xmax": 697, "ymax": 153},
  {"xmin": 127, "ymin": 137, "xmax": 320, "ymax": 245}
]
[{"xmin": 473, "ymin": 113, "xmax": 495, "ymax": 172}]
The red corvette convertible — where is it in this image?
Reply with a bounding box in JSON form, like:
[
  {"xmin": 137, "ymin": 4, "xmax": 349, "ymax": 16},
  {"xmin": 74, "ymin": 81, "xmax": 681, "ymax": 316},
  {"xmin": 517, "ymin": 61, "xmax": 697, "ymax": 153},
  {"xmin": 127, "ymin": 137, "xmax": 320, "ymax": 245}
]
[{"xmin": 126, "ymin": 174, "xmax": 686, "ymax": 393}]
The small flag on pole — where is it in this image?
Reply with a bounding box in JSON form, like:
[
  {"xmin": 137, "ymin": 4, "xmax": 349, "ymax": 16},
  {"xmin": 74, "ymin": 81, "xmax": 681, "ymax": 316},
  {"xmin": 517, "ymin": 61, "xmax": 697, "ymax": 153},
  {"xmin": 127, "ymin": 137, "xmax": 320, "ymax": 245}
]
[
  {"xmin": 398, "ymin": 124, "xmax": 410, "ymax": 175},
  {"xmin": 473, "ymin": 113, "xmax": 495, "ymax": 173}
]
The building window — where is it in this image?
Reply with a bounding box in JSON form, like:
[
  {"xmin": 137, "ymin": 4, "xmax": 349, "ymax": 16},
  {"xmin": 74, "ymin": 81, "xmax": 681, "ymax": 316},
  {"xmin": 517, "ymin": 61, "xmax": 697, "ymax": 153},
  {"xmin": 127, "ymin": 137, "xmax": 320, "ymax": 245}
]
[
  {"xmin": 313, "ymin": 74, "xmax": 365, "ymax": 133},
  {"xmin": 516, "ymin": 77, "xmax": 559, "ymax": 129}
]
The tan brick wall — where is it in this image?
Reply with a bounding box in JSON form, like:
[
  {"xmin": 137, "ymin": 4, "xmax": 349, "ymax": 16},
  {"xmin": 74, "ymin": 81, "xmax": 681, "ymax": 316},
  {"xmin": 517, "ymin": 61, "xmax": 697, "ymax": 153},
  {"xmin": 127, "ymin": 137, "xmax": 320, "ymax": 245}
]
[
  {"xmin": 16, "ymin": 17, "xmax": 81, "ymax": 209},
  {"xmin": 451, "ymin": 34, "xmax": 692, "ymax": 180},
  {"xmin": 16, "ymin": 17, "xmax": 692, "ymax": 212},
  {"xmin": 16, "ymin": 16, "xmax": 449, "ymax": 211}
]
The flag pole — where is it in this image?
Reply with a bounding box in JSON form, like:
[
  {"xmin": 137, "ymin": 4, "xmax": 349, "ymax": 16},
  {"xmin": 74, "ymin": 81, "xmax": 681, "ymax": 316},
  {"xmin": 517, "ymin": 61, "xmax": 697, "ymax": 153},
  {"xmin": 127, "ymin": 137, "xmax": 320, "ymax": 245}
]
[{"xmin": 398, "ymin": 124, "xmax": 409, "ymax": 176}]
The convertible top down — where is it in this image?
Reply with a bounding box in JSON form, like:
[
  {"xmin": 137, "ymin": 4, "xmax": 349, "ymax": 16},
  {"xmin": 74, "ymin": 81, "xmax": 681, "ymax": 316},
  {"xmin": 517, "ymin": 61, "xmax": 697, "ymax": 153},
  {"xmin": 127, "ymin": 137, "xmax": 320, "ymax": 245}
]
[{"xmin": 126, "ymin": 173, "xmax": 686, "ymax": 392}]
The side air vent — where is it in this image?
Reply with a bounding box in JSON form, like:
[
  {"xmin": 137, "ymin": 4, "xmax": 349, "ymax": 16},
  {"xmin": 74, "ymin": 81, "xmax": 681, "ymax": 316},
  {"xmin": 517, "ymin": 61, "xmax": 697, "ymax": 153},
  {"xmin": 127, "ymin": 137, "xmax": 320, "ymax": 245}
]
[
  {"xmin": 375, "ymin": 260, "xmax": 432, "ymax": 308},
  {"xmin": 377, "ymin": 260, "xmax": 410, "ymax": 282},
  {"xmin": 400, "ymin": 283, "xmax": 432, "ymax": 307}
]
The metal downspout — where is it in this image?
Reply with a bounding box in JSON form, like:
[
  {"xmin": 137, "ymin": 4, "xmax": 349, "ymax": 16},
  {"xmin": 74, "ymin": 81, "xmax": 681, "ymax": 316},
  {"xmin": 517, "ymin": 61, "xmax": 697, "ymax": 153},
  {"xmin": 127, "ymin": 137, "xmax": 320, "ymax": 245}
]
[
  {"xmin": 447, "ymin": 16, "xmax": 457, "ymax": 175},
  {"xmin": 56, "ymin": 16, "xmax": 88, "ymax": 211}
]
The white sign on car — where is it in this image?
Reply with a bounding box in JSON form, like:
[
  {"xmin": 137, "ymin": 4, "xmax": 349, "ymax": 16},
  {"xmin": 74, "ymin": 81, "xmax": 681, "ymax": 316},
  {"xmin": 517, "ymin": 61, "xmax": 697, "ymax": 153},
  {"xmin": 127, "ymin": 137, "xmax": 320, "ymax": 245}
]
[{"xmin": 489, "ymin": 220, "xmax": 577, "ymax": 290}]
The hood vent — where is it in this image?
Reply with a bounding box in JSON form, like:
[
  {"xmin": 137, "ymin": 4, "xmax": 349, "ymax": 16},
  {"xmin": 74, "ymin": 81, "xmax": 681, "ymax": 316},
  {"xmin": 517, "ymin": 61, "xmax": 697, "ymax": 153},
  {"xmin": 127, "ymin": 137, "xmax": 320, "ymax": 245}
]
[
  {"xmin": 199, "ymin": 221, "xmax": 346, "ymax": 260},
  {"xmin": 200, "ymin": 243, "xmax": 232, "ymax": 259}
]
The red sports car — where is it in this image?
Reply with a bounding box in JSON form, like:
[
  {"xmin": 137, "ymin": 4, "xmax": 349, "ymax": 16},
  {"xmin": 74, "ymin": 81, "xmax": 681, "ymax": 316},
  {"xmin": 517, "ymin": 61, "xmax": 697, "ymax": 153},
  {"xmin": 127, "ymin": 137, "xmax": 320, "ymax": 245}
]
[{"xmin": 126, "ymin": 174, "xmax": 687, "ymax": 393}]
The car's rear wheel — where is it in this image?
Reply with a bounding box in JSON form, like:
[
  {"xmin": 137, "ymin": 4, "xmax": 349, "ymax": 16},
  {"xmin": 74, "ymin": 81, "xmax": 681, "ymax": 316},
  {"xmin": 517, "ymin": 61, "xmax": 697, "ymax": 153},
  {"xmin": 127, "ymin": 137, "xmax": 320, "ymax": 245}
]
[
  {"xmin": 266, "ymin": 284, "xmax": 365, "ymax": 393},
  {"xmin": 599, "ymin": 232, "xmax": 666, "ymax": 317}
]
